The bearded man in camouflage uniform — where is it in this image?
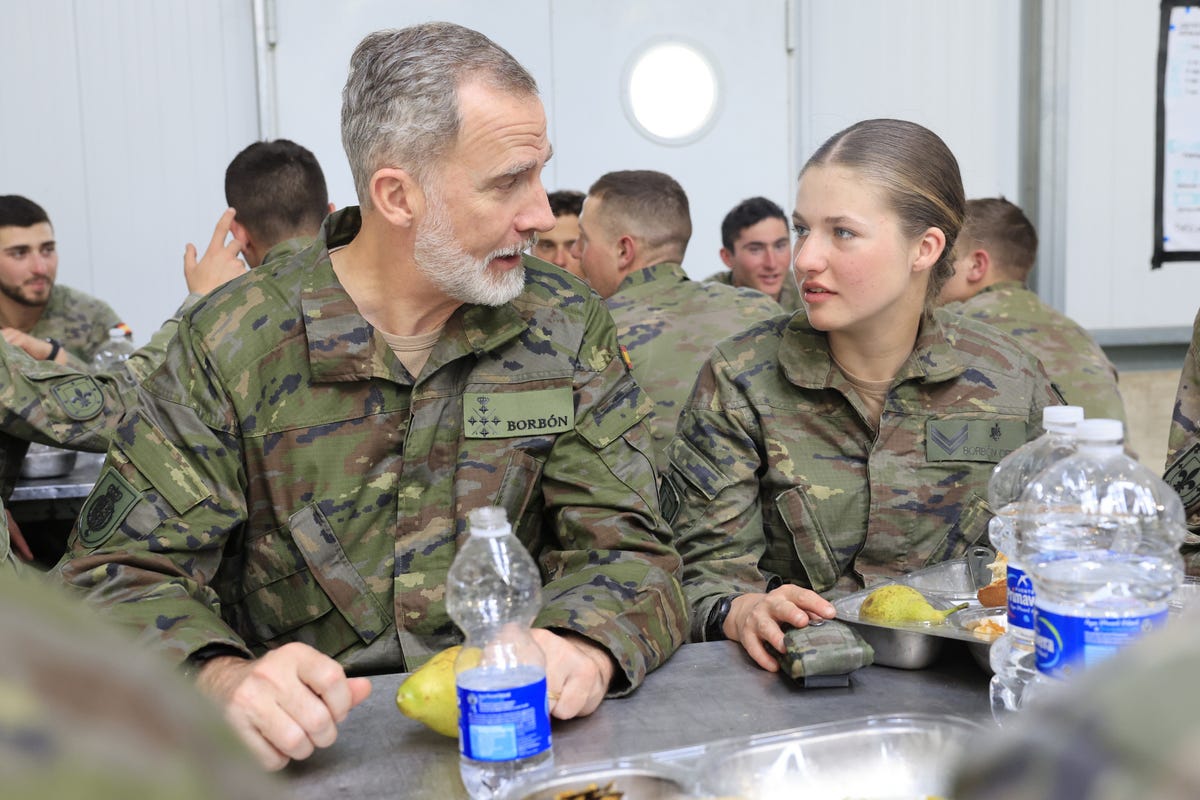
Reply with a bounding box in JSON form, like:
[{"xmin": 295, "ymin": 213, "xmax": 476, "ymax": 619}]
[
  {"xmin": 940, "ymin": 197, "xmax": 1125, "ymax": 424},
  {"xmin": 53, "ymin": 23, "xmax": 687, "ymax": 770},
  {"xmin": 572, "ymin": 170, "xmax": 780, "ymax": 472}
]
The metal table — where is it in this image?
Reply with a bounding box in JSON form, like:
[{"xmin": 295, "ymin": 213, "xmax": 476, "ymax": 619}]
[
  {"xmin": 10, "ymin": 451, "xmax": 104, "ymax": 502},
  {"xmin": 286, "ymin": 639, "xmax": 992, "ymax": 799}
]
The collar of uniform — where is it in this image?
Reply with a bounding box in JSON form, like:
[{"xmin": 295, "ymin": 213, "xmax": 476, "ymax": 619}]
[
  {"xmin": 777, "ymin": 309, "xmax": 964, "ymax": 389},
  {"xmin": 976, "ymin": 280, "xmax": 1024, "ymax": 298},
  {"xmin": 260, "ymin": 236, "xmax": 313, "ymax": 267},
  {"xmin": 301, "ymin": 207, "xmax": 529, "ymax": 384},
  {"xmin": 613, "ymin": 261, "xmax": 687, "ymax": 295}
]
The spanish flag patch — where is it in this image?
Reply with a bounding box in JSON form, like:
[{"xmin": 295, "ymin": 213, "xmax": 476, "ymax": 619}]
[{"xmin": 618, "ymin": 344, "xmax": 634, "ymax": 370}]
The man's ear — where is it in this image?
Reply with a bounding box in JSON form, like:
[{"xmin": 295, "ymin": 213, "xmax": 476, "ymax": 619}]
[
  {"xmin": 369, "ymin": 167, "xmax": 422, "ymax": 228},
  {"xmin": 229, "ymin": 219, "xmax": 251, "ymax": 247},
  {"xmin": 719, "ymin": 247, "xmax": 735, "ymax": 269},
  {"xmin": 616, "ymin": 234, "xmax": 639, "ymax": 274},
  {"xmin": 966, "ymin": 248, "xmax": 992, "ymax": 284}
]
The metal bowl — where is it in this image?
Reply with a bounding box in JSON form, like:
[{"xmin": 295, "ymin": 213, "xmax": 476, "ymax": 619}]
[
  {"xmin": 19, "ymin": 445, "xmax": 78, "ymax": 479},
  {"xmin": 505, "ymin": 765, "xmax": 696, "ymax": 800},
  {"xmin": 834, "ymin": 587, "xmax": 966, "ymax": 669},
  {"xmin": 699, "ymin": 713, "xmax": 979, "ymax": 800}
]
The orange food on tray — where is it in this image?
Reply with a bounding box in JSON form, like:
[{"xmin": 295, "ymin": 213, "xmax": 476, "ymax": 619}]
[{"xmin": 977, "ymin": 552, "xmax": 1008, "ymax": 607}]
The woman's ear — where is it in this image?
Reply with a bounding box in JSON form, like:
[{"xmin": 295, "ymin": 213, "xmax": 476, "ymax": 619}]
[{"xmin": 911, "ymin": 226, "xmax": 947, "ymax": 274}]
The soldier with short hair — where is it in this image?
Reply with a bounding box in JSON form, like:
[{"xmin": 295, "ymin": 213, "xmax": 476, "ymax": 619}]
[
  {"xmin": 940, "ymin": 196, "xmax": 1126, "ymax": 424},
  {"xmin": 572, "ymin": 169, "xmax": 781, "ymax": 471},
  {"xmin": 664, "ymin": 119, "xmax": 1058, "ymax": 672},
  {"xmin": 54, "ymin": 22, "xmax": 686, "ymax": 771}
]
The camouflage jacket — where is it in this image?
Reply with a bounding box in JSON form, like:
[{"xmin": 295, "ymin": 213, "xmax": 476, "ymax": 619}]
[
  {"xmin": 54, "ymin": 208, "xmax": 687, "ymax": 692},
  {"xmin": 663, "ymin": 309, "xmax": 1058, "ymax": 640},
  {"xmin": 0, "ymin": 501, "xmax": 21, "ymax": 576},
  {"xmin": 945, "ymin": 281, "xmax": 1125, "ymax": 424},
  {"xmin": 0, "ymin": 239, "xmax": 313, "ymax": 499},
  {"xmin": 704, "ymin": 268, "xmax": 803, "ymax": 314},
  {"xmin": 607, "ymin": 262, "xmax": 780, "ymax": 473},
  {"xmin": 1166, "ymin": 308, "xmax": 1200, "ymax": 541},
  {"xmin": 26, "ymin": 284, "xmax": 124, "ymax": 370}
]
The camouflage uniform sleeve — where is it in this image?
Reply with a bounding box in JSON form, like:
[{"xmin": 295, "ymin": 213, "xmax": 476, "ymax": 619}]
[
  {"xmin": 0, "ymin": 343, "xmax": 130, "ymax": 453},
  {"xmin": 52, "ymin": 318, "xmax": 254, "ymax": 664},
  {"xmin": 663, "ymin": 351, "xmax": 772, "ymax": 642},
  {"xmin": 533, "ymin": 299, "xmax": 688, "ymax": 695},
  {"xmin": 120, "ymin": 295, "xmax": 197, "ymax": 384}
]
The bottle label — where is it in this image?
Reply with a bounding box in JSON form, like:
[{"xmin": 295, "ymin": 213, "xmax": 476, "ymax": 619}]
[
  {"xmin": 1006, "ymin": 562, "xmax": 1036, "ymax": 632},
  {"xmin": 457, "ymin": 676, "xmax": 551, "ymax": 762},
  {"xmin": 1034, "ymin": 605, "xmax": 1168, "ymax": 679}
]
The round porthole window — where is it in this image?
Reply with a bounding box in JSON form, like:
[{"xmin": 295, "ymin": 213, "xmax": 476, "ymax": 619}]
[{"xmin": 623, "ymin": 40, "xmax": 720, "ymax": 145}]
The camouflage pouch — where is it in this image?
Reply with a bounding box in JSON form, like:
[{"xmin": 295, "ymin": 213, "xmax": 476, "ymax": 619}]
[{"xmin": 776, "ymin": 620, "xmax": 874, "ymax": 686}]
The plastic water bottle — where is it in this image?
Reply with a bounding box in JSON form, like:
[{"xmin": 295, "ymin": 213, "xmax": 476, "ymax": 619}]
[
  {"xmin": 1021, "ymin": 419, "xmax": 1185, "ymax": 699},
  {"xmin": 986, "ymin": 405, "xmax": 1083, "ymax": 722},
  {"xmin": 446, "ymin": 507, "xmax": 553, "ymax": 799},
  {"xmin": 92, "ymin": 324, "xmax": 136, "ymax": 369}
]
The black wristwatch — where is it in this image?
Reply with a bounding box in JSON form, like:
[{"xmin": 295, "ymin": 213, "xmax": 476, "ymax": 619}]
[
  {"xmin": 43, "ymin": 337, "xmax": 61, "ymax": 361},
  {"xmin": 704, "ymin": 594, "xmax": 737, "ymax": 641}
]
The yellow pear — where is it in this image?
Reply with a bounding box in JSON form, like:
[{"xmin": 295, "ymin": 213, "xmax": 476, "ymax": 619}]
[
  {"xmin": 859, "ymin": 584, "xmax": 968, "ymax": 625},
  {"xmin": 395, "ymin": 645, "xmax": 479, "ymax": 738}
]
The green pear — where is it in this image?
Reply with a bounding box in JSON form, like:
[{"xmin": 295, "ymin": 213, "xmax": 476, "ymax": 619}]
[
  {"xmin": 395, "ymin": 645, "xmax": 479, "ymax": 737},
  {"xmin": 859, "ymin": 584, "xmax": 968, "ymax": 625}
]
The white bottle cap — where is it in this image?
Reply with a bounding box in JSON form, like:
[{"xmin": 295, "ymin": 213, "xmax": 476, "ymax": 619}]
[
  {"xmin": 467, "ymin": 506, "xmax": 511, "ymax": 538},
  {"xmin": 1042, "ymin": 405, "xmax": 1083, "ymax": 432},
  {"xmin": 1074, "ymin": 418, "xmax": 1123, "ymax": 445}
]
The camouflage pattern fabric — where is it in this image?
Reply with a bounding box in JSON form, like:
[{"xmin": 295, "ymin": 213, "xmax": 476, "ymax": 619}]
[
  {"xmin": 944, "ymin": 281, "xmax": 1125, "ymax": 424},
  {"xmin": 704, "ymin": 268, "xmax": 803, "ymax": 314},
  {"xmin": 1166, "ymin": 308, "xmax": 1200, "ymax": 564},
  {"xmin": 606, "ymin": 262, "xmax": 780, "ymax": 472},
  {"xmin": 27, "ymin": 283, "xmax": 124, "ymax": 370},
  {"xmin": 0, "ymin": 240, "xmax": 312, "ymax": 500},
  {"xmin": 0, "ymin": 572, "xmax": 287, "ymax": 799},
  {"xmin": 776, "ymin": 620, "xmax": 873, "ymax": 679},
  {"xmin": 53, "ymin": 207, "xmax": 687, "ymax": 694},
  {"xmin": 663, "ymin": 308, "xmax": 1058, "ymax": 641},
  {"xmin": 951, "ymin": 617, "xmax": 1200, "ymax": 800}
]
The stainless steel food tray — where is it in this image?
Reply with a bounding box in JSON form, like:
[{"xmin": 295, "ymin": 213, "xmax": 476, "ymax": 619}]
[
  {"xmin": 834, "ymin": 555, "xmax": 998, "ymax": 670},
  {"xmin": 505, "ymin": 713, "xmax": 982, "ymax": 800}
]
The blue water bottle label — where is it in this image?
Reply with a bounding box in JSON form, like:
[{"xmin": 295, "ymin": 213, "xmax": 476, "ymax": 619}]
[
  {"xmin": 457, "ymin": 677, "xmax": 552, "ymax": 762},
  {"xmin": 1034, "ymin": 606, "xmax": 1168, "ymax": 679},
  {"xmin": 1006, "ymin": 563, "xmax": 1035, "ymax": 632}
]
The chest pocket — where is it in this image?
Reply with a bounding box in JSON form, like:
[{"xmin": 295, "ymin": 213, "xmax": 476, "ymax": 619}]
[{"xmin": 223, "ymin": 503, "xmax": 389, "ymax": 655}]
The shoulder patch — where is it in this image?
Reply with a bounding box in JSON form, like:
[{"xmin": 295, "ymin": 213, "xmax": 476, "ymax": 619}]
[
  {"xmin": 927, "ymin": 418, "xmax": 1027, "ymax": 463},
  {"xmin": 1165, "ymin": 442, "xmax": 1200, "ymax": 512},
  {"xmin": 77, "ymin": 468, "xmax": 140, "ymax": 549},
  {"xmin": 50, "ymin": 375, "xmax": 105, "ymax": 421}
]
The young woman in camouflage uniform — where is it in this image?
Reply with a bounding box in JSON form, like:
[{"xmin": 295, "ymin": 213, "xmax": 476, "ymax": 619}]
[{"xmin": 664, "ymin": 119, "xmax": 1059, "ymax": 671}]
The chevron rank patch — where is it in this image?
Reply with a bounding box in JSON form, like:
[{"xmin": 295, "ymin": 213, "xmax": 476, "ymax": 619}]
[{"xmin": 926, "ymin": 418, "xmax": 1026, "ymax": 463}]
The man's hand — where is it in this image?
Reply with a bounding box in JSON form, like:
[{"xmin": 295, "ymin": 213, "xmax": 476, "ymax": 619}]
[
  {"xmin": 196, "ymin": 642, "xmax": 372, "ymax": 771},
  {"xmin": 5, "ymin": 509, "xmax": 33, "ymax": 562},
  {"xmin": 1, "ymin": 328, "xmax": 64, "ymax": 362},
  {"xmin": 725, "ymin": 586, "xmax": 837, "ymax": 672},
  {"xmin": 530, "ymin": 628, "xmax": 615, "ymax": 720},
  {"xmin": 184, "ymin": 208, "xmax": 247, "ymax": 296}
]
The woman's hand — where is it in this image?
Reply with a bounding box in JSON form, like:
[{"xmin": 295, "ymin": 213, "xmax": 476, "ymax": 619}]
[{"xmin": 725, "ymin": 585, "xmax": 837, "ymax": 671}]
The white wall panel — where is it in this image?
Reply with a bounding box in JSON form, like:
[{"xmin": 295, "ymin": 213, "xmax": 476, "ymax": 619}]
[
  {"xmin": 793, "ymin": 0, "xmax": 1021, "ymax": 202},
  {"xmin": 0, "ymin": 0, "xmax": 258, "ymax": 346},
  {"xmin": 1056, "ymin": 0, "xmax": 1197, "ymax": 334}
]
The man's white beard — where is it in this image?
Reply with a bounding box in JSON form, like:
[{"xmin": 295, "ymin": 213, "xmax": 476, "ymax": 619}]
[{"xmin": 413, "ymin": 191, "xmax": 530, "ymax": 307}]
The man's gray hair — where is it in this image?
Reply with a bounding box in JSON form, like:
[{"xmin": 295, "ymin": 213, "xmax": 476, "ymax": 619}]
[{"xmin": 341, "ymin": 22, "xmax": 538, "ymax": 208}]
